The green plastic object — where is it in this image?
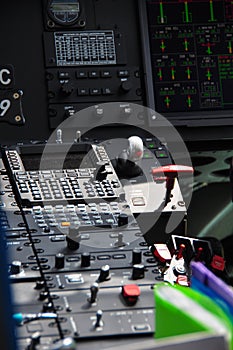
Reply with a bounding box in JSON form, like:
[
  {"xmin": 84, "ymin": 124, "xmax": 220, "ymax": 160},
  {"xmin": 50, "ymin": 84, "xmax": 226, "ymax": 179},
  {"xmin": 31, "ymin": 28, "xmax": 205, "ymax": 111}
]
[{"xmin": 154, "ymin": 284, "xmax": 233, "ymax": 350}]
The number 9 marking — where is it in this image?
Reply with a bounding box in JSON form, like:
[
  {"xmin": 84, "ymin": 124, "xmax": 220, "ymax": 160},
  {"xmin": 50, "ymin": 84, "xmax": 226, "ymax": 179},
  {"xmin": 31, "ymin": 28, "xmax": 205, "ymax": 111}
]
[{"xmin": 0, "ymin": 99, "xmax": 11, "ymax": 117}]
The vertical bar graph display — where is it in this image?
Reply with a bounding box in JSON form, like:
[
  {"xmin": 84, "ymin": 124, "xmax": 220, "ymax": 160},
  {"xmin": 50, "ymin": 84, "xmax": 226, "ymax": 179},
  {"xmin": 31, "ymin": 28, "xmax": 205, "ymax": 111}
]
[
  {"xmin": 186, "ymin": 95, "xmax": 192, "ymax": 108},
  {"xmin": 206, "ymin": 68, "xmax": 212, "ymax": 80},
  {"xmin": 160, "ymin": 39, "xmax": 166, "ymax": 52},
  {"xmin": 182, "ymin": 1, "xmax": 192, "ymax": 23},
  {"xmin": 206, "ymin": 42, "xmax": 213, "ymax": 55},
  {"xmin": 184, "ymin": 38, "xmax": 189, "ymax": 52},
  {"xmin": 158, "ymin": 68, "xmax": 163, "ymax": 80},
  {"xmin": 186, "ymin": 66, "xmax": 191, "ymax": 79},
  {"xmin": 158, "ymin": 1, "xmax": 167, "ymax": 24},
  {"xmin": 171, "ymin": 67, "xmax": 176, "ymax": 80},
  {"xmin": 228, "ymin": 41, "xmax": 232, "ymax": 53},
  {"xmin": 164, "ymin": 95, "xmax": 171, "ymax": 108},
  {"xmin": 209, "ymin": 0, "xmax": 216, "ymax": 22}
]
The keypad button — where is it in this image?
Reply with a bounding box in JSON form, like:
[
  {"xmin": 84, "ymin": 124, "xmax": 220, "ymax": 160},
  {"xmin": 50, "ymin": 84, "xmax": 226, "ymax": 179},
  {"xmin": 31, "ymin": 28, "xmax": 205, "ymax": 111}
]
[
  {"xmin": 101, "ymin": 71, "xmax": 111, "ymax": 78},
  {"xmin": 76, "ymin": 71, "xmax": 88, "ymax": 79},
  {"xmin": 90, "ymin": 88, "xmax": 101, "ymax": 95}
]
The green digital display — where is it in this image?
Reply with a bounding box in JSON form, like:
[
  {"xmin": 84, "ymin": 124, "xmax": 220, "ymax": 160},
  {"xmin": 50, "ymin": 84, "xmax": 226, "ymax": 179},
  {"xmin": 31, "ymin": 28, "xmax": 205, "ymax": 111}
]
[
  {"xmin": 48, "ymin": 0, "xmax": 80, "ymax": 24},
  {"xmin": 147, "ymin": 0, "xmax": 233, "ymax": 113},
  {"xmin": 51, "ymin": 3, "xmax": 79, "ymax": 12}
]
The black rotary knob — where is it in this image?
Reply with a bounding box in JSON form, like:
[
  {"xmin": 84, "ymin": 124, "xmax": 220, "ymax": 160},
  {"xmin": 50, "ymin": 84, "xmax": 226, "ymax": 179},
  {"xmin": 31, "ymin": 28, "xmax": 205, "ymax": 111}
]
[
  {"xmin": 132, "ymin": 264, "xmax": 145, "ymax": 280},
  {"xmin": 35, "ymin": 280, "xmax": 45, "ymax": 290},
  {"xmin": 81, "ymin": 252, "xmax": 91, "ymax": 267},
  {"xmin": 118, "ymin": 213, "xmax": 128, "ymax": 227},
  {"xmin": 120, "ymin": 80, "xmax": 132, "ymax": 93},
  {"xmin": 43, "ymin": 226, "xmax": 50, "ymax": 233},
  {"xmin": 10, "ymin": 260, "xmax": 22, "ymax": 275},
  {"xmin": 132, "ymin": 249, "xmax": 142, "ymax": 265},
  {"xmin": 66, "ymin": 236, "xmax": 80, "ymax": 250},
  {"xmin": 55, "ymin": 253, "xmax": 65, "ymax": 269},
  {"xmin": 60, "ymin": 82, "xmax": 74, "ymax": 96},
  {"xmin": 42, "ymin": 301, "xmax": 53, "ymax": 312},
  {"xmin": 39, "ymin": 291, "xmax": 49, "ymax": 301}
]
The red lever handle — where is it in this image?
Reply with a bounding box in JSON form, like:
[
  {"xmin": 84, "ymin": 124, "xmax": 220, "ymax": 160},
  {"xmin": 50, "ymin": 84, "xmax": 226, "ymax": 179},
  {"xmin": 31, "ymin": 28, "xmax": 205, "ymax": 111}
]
[{"xmin": 151, "ymin": 165, "xmax": 194, "ymax": 177}]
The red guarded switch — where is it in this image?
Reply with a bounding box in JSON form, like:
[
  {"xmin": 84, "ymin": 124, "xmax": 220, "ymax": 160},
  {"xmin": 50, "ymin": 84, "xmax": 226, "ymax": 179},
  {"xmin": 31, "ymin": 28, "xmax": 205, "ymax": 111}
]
[
  {"xmin": 121, "ymin": 284, "xmax": 140, "ymax": 306},
  {"xmin": 151, "ymin": 243, "xmax": 171, "ymax": 263},
  {"xmin": 211, "ymin": 255, "xmax": 225, "ymax": 271}
]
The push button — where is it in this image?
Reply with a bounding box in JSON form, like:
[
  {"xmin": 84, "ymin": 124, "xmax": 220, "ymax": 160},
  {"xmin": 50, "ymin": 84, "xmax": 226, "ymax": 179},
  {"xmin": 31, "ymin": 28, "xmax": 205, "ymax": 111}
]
[
  {"xmin": 121, "ymin": 284, "xmax": 140, "ymax": 306},
  {"xmin": 76, "ymin": 71, "xmax": 88, "ymax": 79},
  {"xmin": 77, "ymin": 88, "xmax": 89, "ymax": 96},
  {"xmin": 144, "ymin": 140, "xmax": 158, "ymax": 149},
  {"xmin": 102, "ymin": 87, "xmax": 112, "ymax": 95},
  {"xmin": 89, "ymin": 71, "xmax": 99, "ymax": 78},
  {"xmin": 155, "ymin": 149, "xmax": 168, "ymax": 158},
  {"xmin": 118, "ymin": 70, "xmax": 130, "ymax": 77},
  {"xmin": 101, "ymin": 71, "xmax": 111, "ymax": 78},
  {"xmin": 90, "ymin": 88, "xmax": 101, "ymax": 95},
  {"xmin": 58, "ymin": 72, "xmax": 69, "ymax": 79}
]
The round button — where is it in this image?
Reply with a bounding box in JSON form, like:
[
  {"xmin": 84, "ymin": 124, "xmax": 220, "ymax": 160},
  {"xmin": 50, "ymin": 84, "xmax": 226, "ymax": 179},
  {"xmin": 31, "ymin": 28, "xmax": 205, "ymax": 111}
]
[{"xmin": 120, "ymin": 81, "xmax": 132, "ymax": 92}]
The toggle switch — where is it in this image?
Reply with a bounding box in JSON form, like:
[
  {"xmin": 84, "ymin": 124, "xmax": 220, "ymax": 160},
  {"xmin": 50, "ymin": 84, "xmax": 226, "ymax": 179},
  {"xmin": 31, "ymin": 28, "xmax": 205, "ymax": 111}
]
[
  {"xmin": 28, "ymin": 331, "xmax": 41, "ymax": 350},
  {"xmin": 56, "ymin": 129, "xmax": 63, "ymax": 144},
  {"xmin": 67, "ymin": 226, "xmax": 81, "ymax": 249},
  {"xmin": 95, "ymin": 310, "xmax": 103, "ymax": 328},
  {"xmin": 114, "ymin": 232, "xmax": 126, "ymax": 247},
  {"xmin": 74, "ymin": 130, "xmax": 82, "ymax": 143},
  {"xmin": 97, "ymin": 265, "xmax": 110, "ymax": 282},
  {"xmin": 88, "ymin": 282, "xmax": 99, "ymax": 304},
  {"xmin": 176, "ymin": 244, "xmax": 186, "ymax": 260}
]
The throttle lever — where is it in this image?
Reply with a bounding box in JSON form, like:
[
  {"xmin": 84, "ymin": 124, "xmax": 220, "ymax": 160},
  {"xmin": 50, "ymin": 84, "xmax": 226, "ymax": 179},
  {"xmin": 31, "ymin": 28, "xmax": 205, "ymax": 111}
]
[
  {"xmin": 151, "ymin": 164, "xmax": 194, "ymax": 176},
  {"xmin": 151, "ymin": 165, "xmax": 194, "ymax": 206}
]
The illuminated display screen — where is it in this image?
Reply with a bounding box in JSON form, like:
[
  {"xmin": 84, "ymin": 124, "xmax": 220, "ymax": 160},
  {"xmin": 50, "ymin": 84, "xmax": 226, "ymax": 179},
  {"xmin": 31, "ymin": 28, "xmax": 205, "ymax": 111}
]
[
  {"xmin": 146, "ymin": 0, "xmax": 233, "ymax": 113},
  {"xmin": 21, "ymin": 152, "xmax": 87, "ymax": 171},
  {"xmin": 50, "ymin": 3, "xmax": 79, "ymax": 12}
]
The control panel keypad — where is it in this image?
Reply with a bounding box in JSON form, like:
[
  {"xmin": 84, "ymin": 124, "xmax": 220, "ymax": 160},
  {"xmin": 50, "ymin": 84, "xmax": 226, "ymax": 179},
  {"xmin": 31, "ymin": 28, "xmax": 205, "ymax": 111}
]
[
  {"xmin": 14, "ymin": 169, "xmax": 122, "ymax": 205},
  {"xmin": 32, "ymin": 202, "xmax": 123, "ymax": 229}
]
